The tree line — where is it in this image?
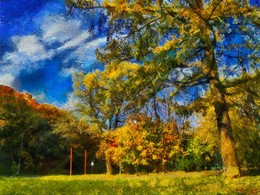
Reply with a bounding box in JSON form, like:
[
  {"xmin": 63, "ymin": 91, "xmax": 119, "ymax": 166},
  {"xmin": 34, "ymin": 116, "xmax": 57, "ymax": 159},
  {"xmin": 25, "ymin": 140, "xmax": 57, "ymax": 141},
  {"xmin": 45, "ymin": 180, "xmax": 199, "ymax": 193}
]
[{"xmin": 0, "ymin": 70, "xmax": 259, "ymax": 175}]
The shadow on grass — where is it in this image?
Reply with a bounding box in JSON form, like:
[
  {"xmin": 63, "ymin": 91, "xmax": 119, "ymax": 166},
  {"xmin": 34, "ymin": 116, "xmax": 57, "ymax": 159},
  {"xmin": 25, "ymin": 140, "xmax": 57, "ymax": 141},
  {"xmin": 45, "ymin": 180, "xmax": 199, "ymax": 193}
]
[{"xmin": 241, "ymin": 168, "xmax": 260, "ymax": 176}]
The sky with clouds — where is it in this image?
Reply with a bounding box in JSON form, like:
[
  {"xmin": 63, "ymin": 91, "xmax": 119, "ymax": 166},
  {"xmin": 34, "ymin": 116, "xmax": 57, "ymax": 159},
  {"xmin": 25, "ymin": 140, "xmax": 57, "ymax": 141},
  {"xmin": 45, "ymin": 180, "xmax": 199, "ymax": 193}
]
[
  {"xmin": 1, "ymin": 0, "xmax": 259, "ymax": 110},
  {"xmin": 0, "ymin": 0, "xmax": 107, "ymax": 109}
]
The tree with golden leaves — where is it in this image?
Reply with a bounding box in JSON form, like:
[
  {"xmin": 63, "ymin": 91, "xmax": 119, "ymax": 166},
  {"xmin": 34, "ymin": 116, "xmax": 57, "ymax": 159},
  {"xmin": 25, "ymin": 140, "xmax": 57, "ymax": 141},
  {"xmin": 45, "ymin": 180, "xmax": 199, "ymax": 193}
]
[{"xmin": 68, "ymin": 0, "xmax": 260, "ymax": 177}]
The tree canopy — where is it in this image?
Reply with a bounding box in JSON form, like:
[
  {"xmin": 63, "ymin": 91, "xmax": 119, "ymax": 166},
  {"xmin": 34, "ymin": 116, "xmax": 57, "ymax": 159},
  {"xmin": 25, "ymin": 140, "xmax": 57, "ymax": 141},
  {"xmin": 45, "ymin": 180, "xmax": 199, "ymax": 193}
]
[{"xmin": 69, "ymin": 0, "xmax": 260, "ymax": 177}]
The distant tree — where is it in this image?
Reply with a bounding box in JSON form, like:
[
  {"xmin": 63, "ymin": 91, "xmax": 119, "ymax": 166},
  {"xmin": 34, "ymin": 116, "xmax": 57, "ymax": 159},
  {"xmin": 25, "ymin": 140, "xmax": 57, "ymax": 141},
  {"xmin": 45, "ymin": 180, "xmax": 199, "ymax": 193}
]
[
  {"xmin": 53, "ymin": 110, "xmax": 102, "ymax": 172},
  {"xmin": 73, "ymin": 61, "xmax": 141, "ymax": 131},
  {"xmin": 98, "ymin": 114, "xmax": 182, "ymax": 173},
  {"xmin": 0, "ymin": 86, "xmax": 70, "ymax": 174},
  {"xmin": 74, "ymin": 62, "xmax": 142, "ymax": 172},
  {"xmin": 0, "ymin": 86, "xmax": 51, "ymax": 173}
]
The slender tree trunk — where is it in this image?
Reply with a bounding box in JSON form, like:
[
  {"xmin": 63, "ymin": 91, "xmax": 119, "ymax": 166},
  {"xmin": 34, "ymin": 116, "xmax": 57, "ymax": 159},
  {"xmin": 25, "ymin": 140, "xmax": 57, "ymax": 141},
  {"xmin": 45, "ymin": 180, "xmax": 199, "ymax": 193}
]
[
  {"xmin": 210, "ymin": 78, "xmax": 240, "ymax": 178},
  {"xmin": 105, "ymin": 150, "xmax": 113, "ymax": 174}
]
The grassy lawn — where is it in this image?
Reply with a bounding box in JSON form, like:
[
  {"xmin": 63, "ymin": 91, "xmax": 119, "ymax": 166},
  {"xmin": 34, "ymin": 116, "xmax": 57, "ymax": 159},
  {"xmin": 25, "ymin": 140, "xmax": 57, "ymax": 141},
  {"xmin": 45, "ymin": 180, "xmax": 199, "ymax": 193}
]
[{"xmin": 0, "ymin": 171, "xmax": 259, "ymax": 194}]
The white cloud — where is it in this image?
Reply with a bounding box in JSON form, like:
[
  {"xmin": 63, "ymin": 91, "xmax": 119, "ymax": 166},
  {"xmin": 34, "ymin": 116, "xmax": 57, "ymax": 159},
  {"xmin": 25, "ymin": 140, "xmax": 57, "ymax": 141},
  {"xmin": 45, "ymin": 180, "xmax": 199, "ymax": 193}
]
[
  {"xmin": 15, "ymin": 36, "xmax": 42, "ymax": 55},
  {"xmin": 3, "ymin": 53, "xmax": 44, "ymax": 74},
  {"xmin": 2, "ymin": 52, "xmax": 27, "ymax": 72},
  {"xmin": 59, "ymin": 67, "xmax": 78, "ymax": 77},
  {"xmin": 2, "ymin": 35, "xmax": 53, "ymax": 74},
  {"xmin": 39, "ymin": 14, "xmax": 106, "ymax": 70},
  {"xmin": 2, "ymin": 14, "xmax": 106, "ymax": 76},
  {"xmin": 41, "ymin": 15, "xmax": 82, "ymax": 44},
  {"xmin": 58, "ymin": 31, "xmax": 91, "ymax": 51},
  {"xmin": 0, "ymin": 74, "xmax": 15, "ymax": 87},
  {"xmin": 13, "ymin": 35, "xmax": 52, "ymax": 61},
  {"xmin": 61, "ymin": 93, "xmax": 79, "ymax": 111},
  {"xmin": 85, "ymin": 37, "xmax": 107, "ymax": 49},
  {"xmin": 63, "ymin": 37, "xmax": 107, "ymax": 66}
]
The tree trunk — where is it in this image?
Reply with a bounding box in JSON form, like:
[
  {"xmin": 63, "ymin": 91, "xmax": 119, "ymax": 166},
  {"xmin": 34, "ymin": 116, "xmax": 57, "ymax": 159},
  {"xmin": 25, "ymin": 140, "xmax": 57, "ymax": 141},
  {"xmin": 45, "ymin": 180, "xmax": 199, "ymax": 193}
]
[
  {"xmin": 202, "ymin": 27, "xmax": 240, "ymax": 177},
  {"xmin": 105, "ymin": 151, "xmax": 113, "ymax": 174},
  {"xmin": 210, "ymin": 79, "xmax": 240, "ymax": 178}
]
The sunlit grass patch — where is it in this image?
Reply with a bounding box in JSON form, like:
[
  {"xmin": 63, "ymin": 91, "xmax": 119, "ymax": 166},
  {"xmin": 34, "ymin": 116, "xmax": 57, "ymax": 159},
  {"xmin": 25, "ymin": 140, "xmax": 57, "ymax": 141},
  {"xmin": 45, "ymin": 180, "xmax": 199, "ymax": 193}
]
[{"xmin": 0, "ymin": 171, "xmax": 259, "ymax": 194}]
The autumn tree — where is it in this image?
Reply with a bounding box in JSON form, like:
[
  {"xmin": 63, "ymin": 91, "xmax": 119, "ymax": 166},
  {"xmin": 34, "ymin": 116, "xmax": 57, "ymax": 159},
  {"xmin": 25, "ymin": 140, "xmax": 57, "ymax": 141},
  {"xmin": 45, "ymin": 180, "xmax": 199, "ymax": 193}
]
[
  {"xmin": 68, "ymin": 0, "xmax": 259, "ymax": 177},
  {"xmin": 97, "ymin": 114, "xmax": 182, "ymax": 173},
  {"xmin": 0, "ymin": 86, "xmax": 53, "ymax": 173},
  {"xmin": 0, "ymin": 85, "xmax": 74, "ymax": 174},
  {"xmin": 73, "ymin": 61, "xmax": 141, "ymax": 130},
  {"xmin": 73, "ymin": 62, "xmax": 143, "ymax": 172}
]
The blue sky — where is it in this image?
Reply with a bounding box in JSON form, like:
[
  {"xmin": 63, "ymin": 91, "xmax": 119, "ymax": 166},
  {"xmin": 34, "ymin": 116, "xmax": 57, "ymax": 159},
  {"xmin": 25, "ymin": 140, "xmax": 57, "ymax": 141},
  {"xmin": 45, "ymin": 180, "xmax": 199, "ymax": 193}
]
[
  {"xmin": 1, "ymin": 0, "xmax": 259, "ymax": 110},
  {"xmin": 0, "ymin": 0, "xmax": 106, "ymax": 109}
]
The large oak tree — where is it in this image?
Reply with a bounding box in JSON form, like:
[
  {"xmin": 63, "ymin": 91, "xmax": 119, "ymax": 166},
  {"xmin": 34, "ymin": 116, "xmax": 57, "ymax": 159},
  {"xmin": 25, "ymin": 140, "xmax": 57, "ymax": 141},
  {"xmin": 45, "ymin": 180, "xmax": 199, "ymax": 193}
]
[{"xmin": 68, "ymin": 0, "xmax": 260, "ymax": 177}]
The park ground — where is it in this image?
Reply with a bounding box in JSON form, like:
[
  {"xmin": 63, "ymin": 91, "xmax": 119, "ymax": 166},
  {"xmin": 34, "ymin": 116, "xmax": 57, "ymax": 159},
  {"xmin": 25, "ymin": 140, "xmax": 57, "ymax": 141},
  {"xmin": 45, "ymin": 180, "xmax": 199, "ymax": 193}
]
[{"xmin": 0, "ymin": 171, "xmax": 259, "ymax": 194}]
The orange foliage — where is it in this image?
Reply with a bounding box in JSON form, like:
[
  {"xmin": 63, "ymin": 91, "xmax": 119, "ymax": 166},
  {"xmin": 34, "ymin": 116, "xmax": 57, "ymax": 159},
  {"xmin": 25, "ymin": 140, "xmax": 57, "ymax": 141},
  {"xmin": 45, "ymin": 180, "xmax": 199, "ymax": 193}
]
[
  {"xmin": 0, "ymin": 85, "xmax": 38, "ymax": 107},
  {"xmin": 0, "ymin": 85, "xmax": 64, "ymax": 123}
]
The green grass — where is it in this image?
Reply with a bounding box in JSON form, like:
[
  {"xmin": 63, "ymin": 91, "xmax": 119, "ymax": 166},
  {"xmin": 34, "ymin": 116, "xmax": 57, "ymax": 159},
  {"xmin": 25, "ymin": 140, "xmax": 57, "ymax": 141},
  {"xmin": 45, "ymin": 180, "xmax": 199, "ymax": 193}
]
[{"xmin": 0, "ymin": 171, "xmax": 259, "ymax": 194}]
